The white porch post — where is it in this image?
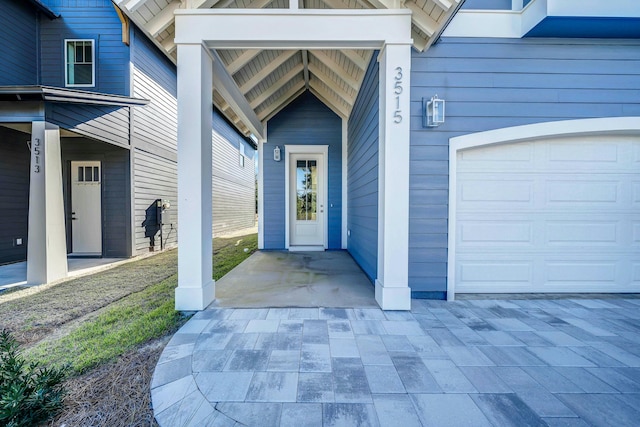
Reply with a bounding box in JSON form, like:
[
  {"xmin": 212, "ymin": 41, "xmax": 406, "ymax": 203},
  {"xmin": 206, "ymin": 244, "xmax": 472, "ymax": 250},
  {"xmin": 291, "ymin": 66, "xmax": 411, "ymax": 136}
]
[
  {"xmin": 27, "ymin": 121, "xmax": 68, "ymax": 285},
  {"xmin": 175, "ymin": 43, "xmax": 215, "ymax": 311},
  {"xmin": 376, "ymin": 42, "xmax": 412, "ymax": 310}
]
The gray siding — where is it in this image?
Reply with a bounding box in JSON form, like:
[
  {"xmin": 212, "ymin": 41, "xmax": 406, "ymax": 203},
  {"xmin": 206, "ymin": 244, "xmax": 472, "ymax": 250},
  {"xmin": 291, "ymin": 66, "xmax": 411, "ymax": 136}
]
[
  {"xmin": 61, "ymin": 138, "xmax": 131, "ymax": 257},
  {"xmin": 40, "ymin": 0, "xmax": 130, "ymax": 95},
  {"xmin": 0, "ymin": 0, "xmax": 38, "ymax": 85},
  {"xmin": 263, "ymin": 92, "xmax": 342, "ymax": 249},
  {"xmin": 130, "ymin": 26, "xmax": 178, "ymax": 254},
  {"xmin": 347, "ymin": 55, "xmax": 379, "ymax": 283},
  {"xmin": 409, "ymin": 37, "xmax": 640, "ymax": 297},
  {"xmin": 46, "ymin": 103, "xmax": 130, "ymax": 148},
  {"xmin": 212, "ymin": 112, "xmax": 256, "ymax": 236},
  {"xmin": 0, "ymin": 127, "xmax": 31, "ymax": 264},
  {"xmin": 132, "ymin": 148, "xmax": 178, "ymax": 253}
]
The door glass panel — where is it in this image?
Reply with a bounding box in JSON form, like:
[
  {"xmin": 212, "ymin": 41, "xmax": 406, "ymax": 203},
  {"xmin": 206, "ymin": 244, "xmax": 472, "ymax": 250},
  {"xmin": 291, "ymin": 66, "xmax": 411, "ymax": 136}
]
[
  {"xmin": 78, "ymin": 166, "xmax": 84, "ymax": 182},
  {"xmin": 296, "ymin": 159, "xmax": 318, "ymax": 221},
  {"xmin": 85, "ymin": 166, "xmax": 93, "ymax": 182},
  {"xmin": 93, "ymin": 166, "xmax": 100, "ymax": 182}
]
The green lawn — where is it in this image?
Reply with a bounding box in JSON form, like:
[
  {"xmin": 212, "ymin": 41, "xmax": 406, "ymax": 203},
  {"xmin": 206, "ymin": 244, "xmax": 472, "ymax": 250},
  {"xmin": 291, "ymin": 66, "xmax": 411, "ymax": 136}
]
[{"xmin": 15, "ymin": 233, "xmax": 258, "ymax": 375}]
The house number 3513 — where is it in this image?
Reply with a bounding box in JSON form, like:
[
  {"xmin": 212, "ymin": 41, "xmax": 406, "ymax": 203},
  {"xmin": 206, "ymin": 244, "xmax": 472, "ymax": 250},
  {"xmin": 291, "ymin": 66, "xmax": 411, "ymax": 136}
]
[
  {"xmin": 33, "ymin": 137, "xmax": 41, "ymax": 173},
  {"xmin": 393, "ymin": 67, "xmax": 403, "ymax": 124}
]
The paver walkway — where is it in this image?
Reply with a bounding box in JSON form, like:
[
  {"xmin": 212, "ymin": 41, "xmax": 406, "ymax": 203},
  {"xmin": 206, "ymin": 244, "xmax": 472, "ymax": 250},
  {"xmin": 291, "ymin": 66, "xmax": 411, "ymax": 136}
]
[{"xmin": 151, "ymin": 298, "xmax": 640, "ymax": 426}]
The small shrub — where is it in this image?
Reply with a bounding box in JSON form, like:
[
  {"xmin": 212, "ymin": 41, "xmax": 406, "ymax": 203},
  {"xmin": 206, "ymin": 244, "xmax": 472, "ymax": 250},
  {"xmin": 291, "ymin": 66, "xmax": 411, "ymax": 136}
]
[{"xmin": 0, "ymin": 329, "xmax": 68, "ymax": 427}]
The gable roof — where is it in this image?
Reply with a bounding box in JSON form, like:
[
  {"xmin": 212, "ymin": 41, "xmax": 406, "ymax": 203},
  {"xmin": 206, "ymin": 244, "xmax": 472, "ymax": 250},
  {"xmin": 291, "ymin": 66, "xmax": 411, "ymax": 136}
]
[{"xmin": 114, "ymin": 0, "xmax": 463, "ymax": 136}]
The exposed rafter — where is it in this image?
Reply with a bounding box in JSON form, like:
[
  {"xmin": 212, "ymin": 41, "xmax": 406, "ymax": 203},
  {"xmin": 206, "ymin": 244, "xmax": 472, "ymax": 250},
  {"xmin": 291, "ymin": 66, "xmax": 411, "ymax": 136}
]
[
  {"xmin": 309, "ymin": 84, "xmax": 348, "ymax": 118},
  {"xmin": 301, "ymin": 51, "xmax": 310, "ymax": 89},
  {"xmin": 226, "ymin": 49, "xmax": 262, "ymax": 75},
  {"xmin": 308, "ymin": 56, "xmax": 359, "ymax": 91},
  {"xmin": 309, "ymin": 69, "xmax": 354, "ymax": 106},
  {"xmin": 145, "ymin": 1, "xmax": 182, "ymax": 37},
  {"xmin": 124, "ymin": 0, "xmax": 152, "ymax": 13},
  {"xmin": 249, "ymin": 63, "xmax": 305, "ymax": 108},
  {"xmin": 404, "ymin": 1, "xmax": 438, "ymax": 37},
  {"xmin": 238, "ymin": 50, "xmax": 297, "ymax": 94},
  {"xmin": 340, "ymin": 49, "xmax": 367, "ymax": 70}
]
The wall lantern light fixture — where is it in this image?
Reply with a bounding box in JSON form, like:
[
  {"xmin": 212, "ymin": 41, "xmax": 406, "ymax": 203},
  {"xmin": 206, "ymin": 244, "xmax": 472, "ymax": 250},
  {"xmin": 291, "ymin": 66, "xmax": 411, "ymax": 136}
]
[{"xmin": 424, "ymin": 95, "xmax": 445, "ymax": 127}]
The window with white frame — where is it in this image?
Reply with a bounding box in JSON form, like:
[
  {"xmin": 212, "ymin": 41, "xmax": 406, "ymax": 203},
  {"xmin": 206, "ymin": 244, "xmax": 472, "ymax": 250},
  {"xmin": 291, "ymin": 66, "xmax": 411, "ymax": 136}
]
[{"xmin": 65, "ymin": 39, "xmax": 95, "ymax": 87}]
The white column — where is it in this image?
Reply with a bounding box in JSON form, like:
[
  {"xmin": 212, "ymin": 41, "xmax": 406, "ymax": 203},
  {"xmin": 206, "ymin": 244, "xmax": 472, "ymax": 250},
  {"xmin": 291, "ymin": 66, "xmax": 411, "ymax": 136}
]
[
  {"xmin": 175, "ymin": 43, "xmax": 215, "ymax": 311},
  {"xmin": 376, "ymin": 42, "xmax": 412, "ymax": 310},
  {"xmin": 27, "ymin": 121, "xmax": 68, "ymax": 286},
  {"xmin": 257, "ymin": 139, "xmax": 265, "ymax": 250},
  {"xmin": 341, "ymin": 117, "xmax": 348, "ymax": 250}
]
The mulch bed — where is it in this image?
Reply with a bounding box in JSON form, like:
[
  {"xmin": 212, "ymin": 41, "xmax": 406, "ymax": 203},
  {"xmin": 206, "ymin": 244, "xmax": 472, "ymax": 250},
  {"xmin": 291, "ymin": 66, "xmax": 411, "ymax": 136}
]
[{"xmin": 47, "ymin": 338, "xmax": 168, "ymax": 427}]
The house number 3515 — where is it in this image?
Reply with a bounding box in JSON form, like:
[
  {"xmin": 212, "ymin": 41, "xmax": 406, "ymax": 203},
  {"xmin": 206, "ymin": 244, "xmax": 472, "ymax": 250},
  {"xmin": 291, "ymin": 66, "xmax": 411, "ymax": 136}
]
[{"xmin": 393, "ymin": 67, "xmax": 403, "ymax": 123}]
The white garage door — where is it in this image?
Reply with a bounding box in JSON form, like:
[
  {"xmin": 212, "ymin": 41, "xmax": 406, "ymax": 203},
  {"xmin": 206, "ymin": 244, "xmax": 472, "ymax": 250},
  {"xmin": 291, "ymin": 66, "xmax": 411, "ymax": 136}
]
[{"xmin": 455, "ymin": 135, "xmax": 640, "ymax": 293}]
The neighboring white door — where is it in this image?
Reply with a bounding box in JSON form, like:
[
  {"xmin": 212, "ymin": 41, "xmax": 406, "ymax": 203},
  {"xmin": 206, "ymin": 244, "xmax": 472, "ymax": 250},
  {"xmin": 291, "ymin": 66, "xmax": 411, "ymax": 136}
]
[
  {"xmin": 71, "ymin": 161, "xmax": 102, "ymax": 255},
  {"xmin": 454, "ymin": 135, "xmax": 639, "ymax": 293},
  {"xmin": 289, "ymin": 153, "xmax": 325, "ymax": 248}
]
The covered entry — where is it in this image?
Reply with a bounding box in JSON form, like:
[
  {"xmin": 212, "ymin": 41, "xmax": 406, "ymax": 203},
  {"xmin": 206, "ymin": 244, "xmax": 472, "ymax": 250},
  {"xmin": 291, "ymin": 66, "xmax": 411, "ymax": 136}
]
[{"xmin": 113, "ymin": 0, "xmax": 461, "ymax": 311}]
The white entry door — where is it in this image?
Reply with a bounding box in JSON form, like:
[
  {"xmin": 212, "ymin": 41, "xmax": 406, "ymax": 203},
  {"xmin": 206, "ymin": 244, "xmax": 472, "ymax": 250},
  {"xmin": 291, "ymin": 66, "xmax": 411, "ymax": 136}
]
[
  {"xmin": 71, "ymin": 161, "xmax": 102, "ymax": 256},
  {"xmin": 289, "ymin": 153, "xmax": 325, "ymax": 248}
]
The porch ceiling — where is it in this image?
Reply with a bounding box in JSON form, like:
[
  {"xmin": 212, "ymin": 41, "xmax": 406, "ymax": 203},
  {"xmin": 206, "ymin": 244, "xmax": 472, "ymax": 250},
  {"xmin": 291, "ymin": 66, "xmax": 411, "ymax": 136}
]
[{"xmin": 114, "ymin": 0, "xmax": 462, "ymax": 136}]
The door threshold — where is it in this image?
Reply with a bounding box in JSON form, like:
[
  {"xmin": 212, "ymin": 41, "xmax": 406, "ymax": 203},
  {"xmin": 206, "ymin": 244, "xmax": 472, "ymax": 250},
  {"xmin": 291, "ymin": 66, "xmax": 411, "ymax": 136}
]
[
  {"xmin": 288, "ymin": 246, "xmax": 325, "ymax": 252},
  {"xmin": 68, "ymin": 254, "xmax": 102, "ymax": 258}
]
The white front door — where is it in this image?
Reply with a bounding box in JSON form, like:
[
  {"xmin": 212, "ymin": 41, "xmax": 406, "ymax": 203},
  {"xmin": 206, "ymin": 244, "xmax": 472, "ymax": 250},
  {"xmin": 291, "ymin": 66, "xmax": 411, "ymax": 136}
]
[
  {"xmin": 289, "ymin": 153, "xmax": 325, "ymax": 248},
  {"xmin": 71, "ymin": 161, "xmax": 102, "ymax": 256}
]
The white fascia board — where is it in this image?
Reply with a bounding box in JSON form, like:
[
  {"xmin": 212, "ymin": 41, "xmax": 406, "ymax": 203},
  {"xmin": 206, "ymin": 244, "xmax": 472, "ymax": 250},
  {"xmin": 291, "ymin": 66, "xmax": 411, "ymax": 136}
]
[
  {"xmin": 546, "ymin": 0, "xmax": 640, "ymax": 18},
  {"xmin": 442, "ymin": 10, "xmax": 522, "ymax": 38},
  {"xmin": 210, "ymin": 50, "xmax": 265, "ymax": 140},
  {"xmin": 175, "ymin": 9, "xmax": 413, "ymax": 49},
  {"xmin": 445, "ymin": 0, "xmax": 640, "ymax": 38}
]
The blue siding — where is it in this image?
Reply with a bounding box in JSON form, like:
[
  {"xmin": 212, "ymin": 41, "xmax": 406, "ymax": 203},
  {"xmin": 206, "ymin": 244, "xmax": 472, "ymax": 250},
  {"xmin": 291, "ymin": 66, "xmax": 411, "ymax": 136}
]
[
  {"xmin": 347, "ymin": 55, "xmax": 379, "ymax": 283},
  {"xmin": 264, "ymin": 92, "xmax": 342, "ymax": 249},
  {"xmin": 213, "ymin": 111, "xmax": 255, "ymax": 161},
  {"xmin": 0, "ymin": 0, "xmax": 38, "ymax": 85},
  {"xmin": 462, "ymin": 0, "xmax": 511, "ymax": 10},
  {"xmin": 409, "ymin": 37, "xmax": 640, "ymax": 296},
  {"xmin": 46, "ymin": 103, "xmax": 130, "ymax": 148},
  {"xmin": 40, "ymin": 0, "xmax": 129, "ymax": 95}
]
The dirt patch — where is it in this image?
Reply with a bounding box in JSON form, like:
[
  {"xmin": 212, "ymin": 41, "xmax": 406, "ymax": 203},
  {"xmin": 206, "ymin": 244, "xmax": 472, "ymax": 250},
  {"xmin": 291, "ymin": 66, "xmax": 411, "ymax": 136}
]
[
  {"xmin": 47, "ymin": 338, "xmax": 168, "ymax": 427},
  {"xmin": 0, "ymin": 250, "xmax": 177, "ymax": 346}
]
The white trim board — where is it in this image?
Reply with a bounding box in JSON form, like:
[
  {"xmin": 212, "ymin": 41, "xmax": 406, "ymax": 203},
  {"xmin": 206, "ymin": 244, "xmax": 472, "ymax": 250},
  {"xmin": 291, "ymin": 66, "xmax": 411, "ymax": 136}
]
[
  {"xmin": 284, "ymin": 144, "xmax": 329, "ymax": 250},
  {"xmin": 443, "ymin": 0, "xmax": 640, "ymax": 39},
  {"xmin": 447, "ymin": 116, "xmax": 640, "ymax": 301}
]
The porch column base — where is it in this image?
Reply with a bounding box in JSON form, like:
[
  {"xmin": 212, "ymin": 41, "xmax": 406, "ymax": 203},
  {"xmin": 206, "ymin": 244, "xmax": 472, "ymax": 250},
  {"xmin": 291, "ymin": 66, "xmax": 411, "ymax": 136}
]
[
  {"xmin": 175, "ymin": 280, "xmax": 215, "ymax": 311},
  {"xmin": 375, "ymin": 280, "xmax": 411, "ymax": 311}
]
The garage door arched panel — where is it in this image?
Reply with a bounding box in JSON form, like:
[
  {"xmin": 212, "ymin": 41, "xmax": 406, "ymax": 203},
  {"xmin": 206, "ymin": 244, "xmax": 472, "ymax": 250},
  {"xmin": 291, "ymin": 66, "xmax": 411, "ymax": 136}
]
[{"xmin": 447, "ymin": 118, "xmax": 640, "ymax": 299}]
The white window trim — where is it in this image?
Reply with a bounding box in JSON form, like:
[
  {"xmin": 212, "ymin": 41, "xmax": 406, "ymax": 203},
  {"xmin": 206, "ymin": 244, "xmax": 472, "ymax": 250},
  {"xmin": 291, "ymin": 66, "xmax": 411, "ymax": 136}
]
[
  {"xmin": 284, "ymin": 144, "xmax": 329, "ymax": 250},
  {"xmin": 64, "ymin": 39, "xmax": 96, "ymax": 88},
  {"xmin": 447, "ymin": 116, "xmax": 640, "ymax": 301}
]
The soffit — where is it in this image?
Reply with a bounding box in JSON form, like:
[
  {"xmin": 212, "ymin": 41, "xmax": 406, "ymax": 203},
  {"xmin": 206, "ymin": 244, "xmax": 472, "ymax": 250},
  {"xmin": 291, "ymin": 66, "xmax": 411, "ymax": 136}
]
[{"xmin": 115, "ymin": 0, "xmax": 462, "ymax": 136}]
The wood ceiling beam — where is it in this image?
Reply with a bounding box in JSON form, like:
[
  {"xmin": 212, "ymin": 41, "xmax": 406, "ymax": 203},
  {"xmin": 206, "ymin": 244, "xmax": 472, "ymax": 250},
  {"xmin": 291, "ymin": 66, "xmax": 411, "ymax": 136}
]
[
  {"xmin": 249, "ymin": 63, "xmax": 304, "ymax": 108},
  {"xmin": 307, "ymin": 60, "xmax": 358, "ymax": 92},
  {"xmin": 161, "ymin": 37, "xmax": 176, "ymax": 53},
  {"xmin": 309, "ymin": 84, "xmax": 349, "ymax": 118},
  {"xmin": 239, "ymin": 50, "xmax": 297, "ymax": 94},
  {"xmin": 124, "ymin": 0, "xmax": 151, "ymax": 13},
  {"xmin": 226, "ymin": 49, "xmax": 262, "ymax": 75},
  {"xmin": 246, "ymin": 0, "xmax": 276, "ymax": 7},
  {"xmin": 145, "ymin": 1, "xmax": 182, "ymax": 37},
  {"xmin": 404, "ymin": 1, "xmax": 438, "ymax": 37},
  {"xmin": 302, "ymin": 51, "xmax": 310, "ymax": 89},
  {"xmin": 309, "ymin": 68, "xmax": 354, "ymax": 106},
  {"xmin": 258, "ymin": 80, "xmax": 306, "ymax": 121},
  {"xmin": 340, "ymin": 49, "xmax": 368, "ymax": 70},
  {"xmin": 309, "ymin": 51, "xmax": 358, "ymax": 89},
  {"xmin": 319, "ymin": 0, "xmax": 348, "ymax": 9}
]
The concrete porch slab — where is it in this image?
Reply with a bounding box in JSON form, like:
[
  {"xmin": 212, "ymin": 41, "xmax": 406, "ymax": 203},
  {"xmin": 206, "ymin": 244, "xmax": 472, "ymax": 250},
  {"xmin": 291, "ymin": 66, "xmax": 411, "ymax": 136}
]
[{"xmin": 212, "ymin": 251, "xmax": 377, "ymax": 308}]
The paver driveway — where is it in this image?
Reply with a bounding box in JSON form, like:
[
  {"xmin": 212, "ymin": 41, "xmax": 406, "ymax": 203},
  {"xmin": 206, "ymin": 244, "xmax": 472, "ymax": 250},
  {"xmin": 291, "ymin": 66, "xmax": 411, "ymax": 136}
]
[{"xmin": 151, "ymin": 298, "xmax": 640, "ymax": 426}]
